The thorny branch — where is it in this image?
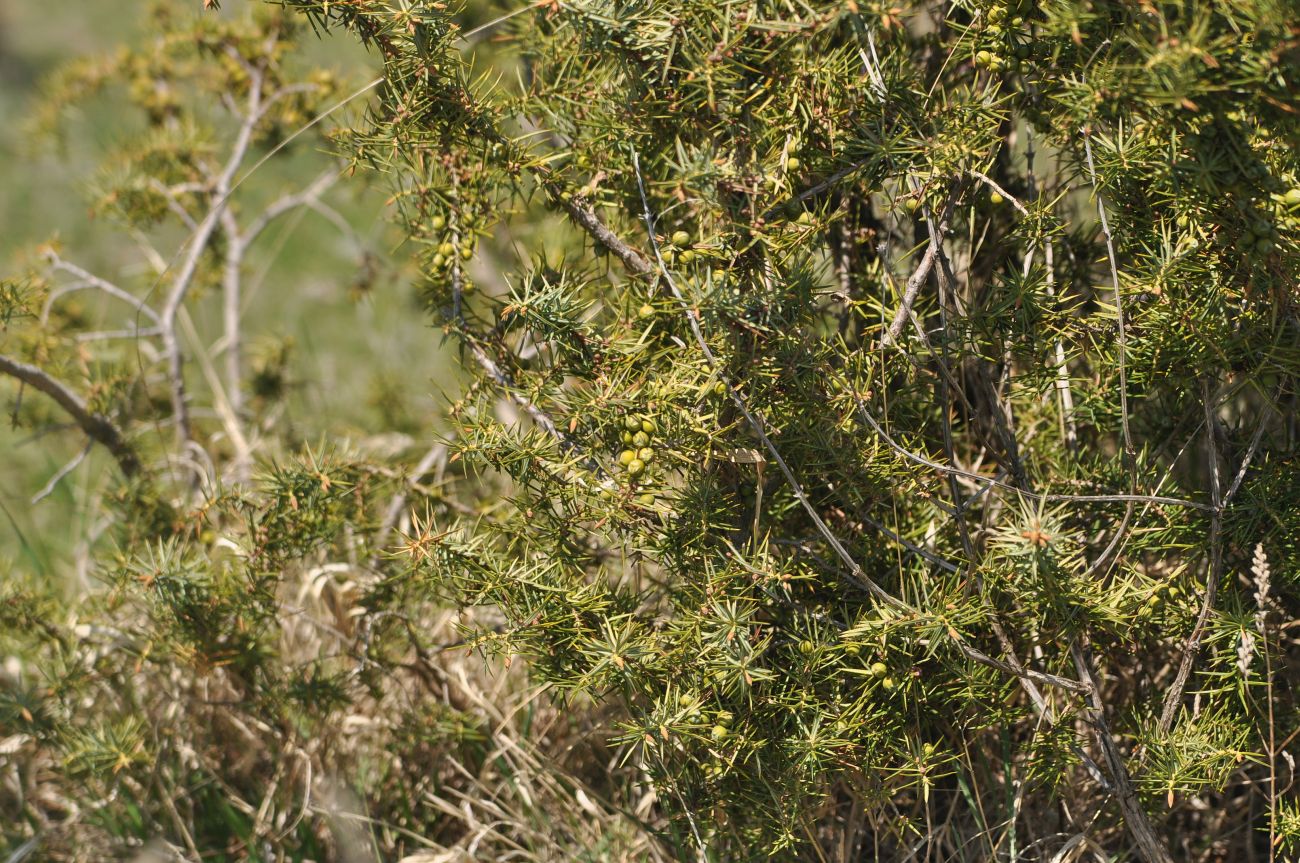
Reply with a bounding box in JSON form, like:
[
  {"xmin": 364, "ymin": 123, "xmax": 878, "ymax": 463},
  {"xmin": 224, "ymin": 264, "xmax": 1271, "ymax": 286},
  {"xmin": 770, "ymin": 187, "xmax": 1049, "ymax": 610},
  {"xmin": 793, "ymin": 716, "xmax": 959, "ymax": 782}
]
[
  {"xmin": 631, "ymin": 149, "xmax": 1090, "ymax": 697},
  {"xmin": 0, "ymin": 353, "xmax": 140, "ymax": 477}
]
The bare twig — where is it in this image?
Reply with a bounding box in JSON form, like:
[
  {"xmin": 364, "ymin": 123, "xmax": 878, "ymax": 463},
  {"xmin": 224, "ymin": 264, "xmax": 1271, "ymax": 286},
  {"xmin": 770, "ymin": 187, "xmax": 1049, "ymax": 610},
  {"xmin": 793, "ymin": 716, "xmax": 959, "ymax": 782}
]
[
  {"xmin": 158, "ymin": 64, "xmax": 266, "ymax": 448},
  {"xmin": 1223, "ymin": 393, "xmax": 1275, "ymax": 505},
  {"xmin": 1082, "ymin": 131, "xmax": 1136, "ymax": 484},
  {"xmin": 239, "ymin": 169, "xmax": 340, "ymax": 246},
  {"xmin": 1158, "ymin": 379, "xmax": 1223, "ymax": 733},
  {"xmin": 1070, "ymin": 641, "xmax": 1174, "ymax": 863},
  {"xmin": 219, "ymin": 207, "xmax": 245, "ymax": 419},
  {"xmin": 0, "ymin": 353, "xmax": 140, "ymax": 477},
  {"xmin": 969, "ymin": 170, "xmax": 1031, "ymax": 216},
  {"xmin": 31, "ymin": 440, "xmax": 93, "ymax": 504},
  {"xmin": 42, "ymin": 252, "xmax": 160, "ymax": 325},
  {"xmin": 885, "ymin": 239, "xmax": 941, "ymax": 345}
]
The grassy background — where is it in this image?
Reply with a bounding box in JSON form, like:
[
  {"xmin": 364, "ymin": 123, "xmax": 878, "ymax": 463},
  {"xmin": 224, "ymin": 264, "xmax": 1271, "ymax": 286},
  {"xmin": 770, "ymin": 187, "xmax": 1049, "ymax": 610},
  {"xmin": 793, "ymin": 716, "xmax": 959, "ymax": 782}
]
[{"xmin": 0, "ymin": 1, "xmax": 455, "ymax": 582}]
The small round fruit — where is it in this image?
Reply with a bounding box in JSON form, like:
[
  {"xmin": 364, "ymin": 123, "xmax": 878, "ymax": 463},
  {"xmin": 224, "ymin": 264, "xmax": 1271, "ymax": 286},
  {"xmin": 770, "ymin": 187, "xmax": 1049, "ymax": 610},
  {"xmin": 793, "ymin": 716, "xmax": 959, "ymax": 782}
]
[
  {"xmin": 632, "ymin": 431, "xmax": 650, "ymax": 447},
  {"xmin": 678, "ymin": 249, "xmax": 697, "ymax": 264},
  {"xmin": 460, "ymin": 246, "xmax": 474, "ymax": 260},
  {"xmin": 990, "ymin": 192, "xmax": 1005, "ymax": 206},
  {"xmin": 671, "ymin": 230, "xmax": 691, "ymax": 246},
  {"xmin": 843, "ymin": 642, "xmax": 860, "ymax": 656},
  {"xmin": 641, "ymin": 418, "xmax": 657, "ymax": 433},
  {"xmin": 799, "ymin": 640, "xmax": 815, "ymax": 655},
  {"xmin": 903, "ymin": 197, "xmax": 921, "ymax": 215},
  {"xmin": 1285, "ymin": 188, "xmax": 1300, "ymax": 206},
  {"xmin": 987, "ymin": 23, "xmax": 1002, "ymax": 35},
  {"xmin": 625, "ymin": 416, "xmax": 643, "ymax": 431},
  {"xmin": 637, "ymin": 492, "xmax": 656, "ymax": 506},
  {"xmin": 976, "ymin": 50, "xmax": 994, "ymax": 67},
  {"xmin": 711, "ymin": 725, "xmax": 729, "ymax": 741},
  {"xmin": 438, "ymin": 242, "xmax": 455, "ymax": 257},
  {"xmin": 638, "ymin": 447, "xmax": 654, "ymax": 462},
  {"xmin": 432, "ymin": 253, "xmax": 446, "ymax": 269},
  {"xmin": 870, "ymin": 662, "xmax": 888, "ymax": 678},
  {"xmin": 922, "ymin": 742, "xmax": 936, "ymax": 757},
  {"xmin": 638, "ymin": 303, "xmax": 656, "ymax": 319},
  {"xmin": 716, "ymin": 710, "xmax": 734, "ymax": 726},
  {"xmin": 430, "ymin": 215, "xmax": 446, "ymax": 231},
  {"xmin": 619, "ymin": 449, "xmax": 637, "ymax": 465},
  {"xmin": 679, "ymin": 692, "xmax": 696, "ymax": 708},
  {"xmin": 714, "ymin": 381, "xmax": 727, "ymax": 396},
  {"xmin": 621, "ymin": 430, "xmax": 634, "ymax": 445},
  {"xmin": 626, "ymin": 458, "xmax": 646, "ymax": 477},
  {"xmin": 882, "ymin": 677, "xmax": 896, "ymax": 691},
  {"xmin": 786, "ymin": 155, "xmax": 802, "ymax": 171}
]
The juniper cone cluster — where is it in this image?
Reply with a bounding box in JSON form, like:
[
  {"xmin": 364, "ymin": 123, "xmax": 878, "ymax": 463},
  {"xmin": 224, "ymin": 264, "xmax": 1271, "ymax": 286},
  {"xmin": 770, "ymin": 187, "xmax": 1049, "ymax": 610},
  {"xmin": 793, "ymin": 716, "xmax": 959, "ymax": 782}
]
[{"xmin": 3, "ymin": 0, "xmax": 1300, "ymax": 861}]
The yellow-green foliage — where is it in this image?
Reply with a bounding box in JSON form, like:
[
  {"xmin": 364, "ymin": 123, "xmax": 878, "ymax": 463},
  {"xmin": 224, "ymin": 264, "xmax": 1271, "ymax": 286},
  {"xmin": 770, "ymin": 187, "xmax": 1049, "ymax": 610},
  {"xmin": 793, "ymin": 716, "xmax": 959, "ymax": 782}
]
[{"xmin": 3, "ymin": 1, "xmax": 1300, "ymax": 861}]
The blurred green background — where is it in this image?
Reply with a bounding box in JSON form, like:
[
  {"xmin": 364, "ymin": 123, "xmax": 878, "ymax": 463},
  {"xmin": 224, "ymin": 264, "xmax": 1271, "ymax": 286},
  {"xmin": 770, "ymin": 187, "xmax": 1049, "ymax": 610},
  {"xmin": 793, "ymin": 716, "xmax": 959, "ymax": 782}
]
[{"xmin": 0, "ymin": 1, "xmax": 454, "ymax": 582}]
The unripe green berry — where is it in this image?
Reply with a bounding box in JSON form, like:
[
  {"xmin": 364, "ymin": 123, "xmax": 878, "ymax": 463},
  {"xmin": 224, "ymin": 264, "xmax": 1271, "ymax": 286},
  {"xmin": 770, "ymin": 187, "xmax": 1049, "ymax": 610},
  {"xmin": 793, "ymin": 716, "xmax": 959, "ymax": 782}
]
[
  {"xmin": 632, "ymin": 431, "xmax": 650, "ymax": 447},
  {"xmin": 641, "ymin": 418, "xmax": 657, "ymax": 433},
  {"xmin": 626, "ymin": 458, "xmax": 646, "ymax": 477},
  {"xmin": 785, "ymin": 155, "xmax": 802, "ymax": 171},
  {"xmin": 430, "ymin": 215, "xmax": 446, "ymax": 231},
  {"xmin": 711, "ymin": 725, "xmax": 729, "ymax": 741},
  {"xmin": 625, "ymin": 416, "xmax": 643, "ymax": 431},
  {"xmin": 638, "ymin": 447, "xmax": 654, "ymax": 462},
  {"xmin": 678, "ymin": 249, "xmax": 697, "ymax": 263},
  {"xmin": 990, "ymin": 192, "xmax": 1005, "ymax": 206},
  {"xmin": 619, "ymin": 449, "xmax": 636, "ymax": 465},
  {"xmin": 870, "ymin": 662, "xmax": 888, "ymax": 678},
  {"xmin": 671, "ymin": 230, "xmax": 691, "ymax": 246},
  {"xmin": 638, "ymin": 303, "xmax": 655, "ymax": 319}
]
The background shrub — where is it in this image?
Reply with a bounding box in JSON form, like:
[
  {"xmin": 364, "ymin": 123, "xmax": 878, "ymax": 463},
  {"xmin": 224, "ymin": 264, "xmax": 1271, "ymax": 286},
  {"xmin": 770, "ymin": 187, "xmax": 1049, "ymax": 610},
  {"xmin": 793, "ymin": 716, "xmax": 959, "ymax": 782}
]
[{"xmin": 2, "ymin": 1, "xmax": 1299, "ymax": 861}]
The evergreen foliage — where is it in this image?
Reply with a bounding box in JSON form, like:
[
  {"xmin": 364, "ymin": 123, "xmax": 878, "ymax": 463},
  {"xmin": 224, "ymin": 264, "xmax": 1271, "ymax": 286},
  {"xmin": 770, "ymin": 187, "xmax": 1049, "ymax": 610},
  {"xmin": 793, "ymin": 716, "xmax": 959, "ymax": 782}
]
[{"xmin": 3, "ymin": 1, "xmax": 1300, "ymax": 860}]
